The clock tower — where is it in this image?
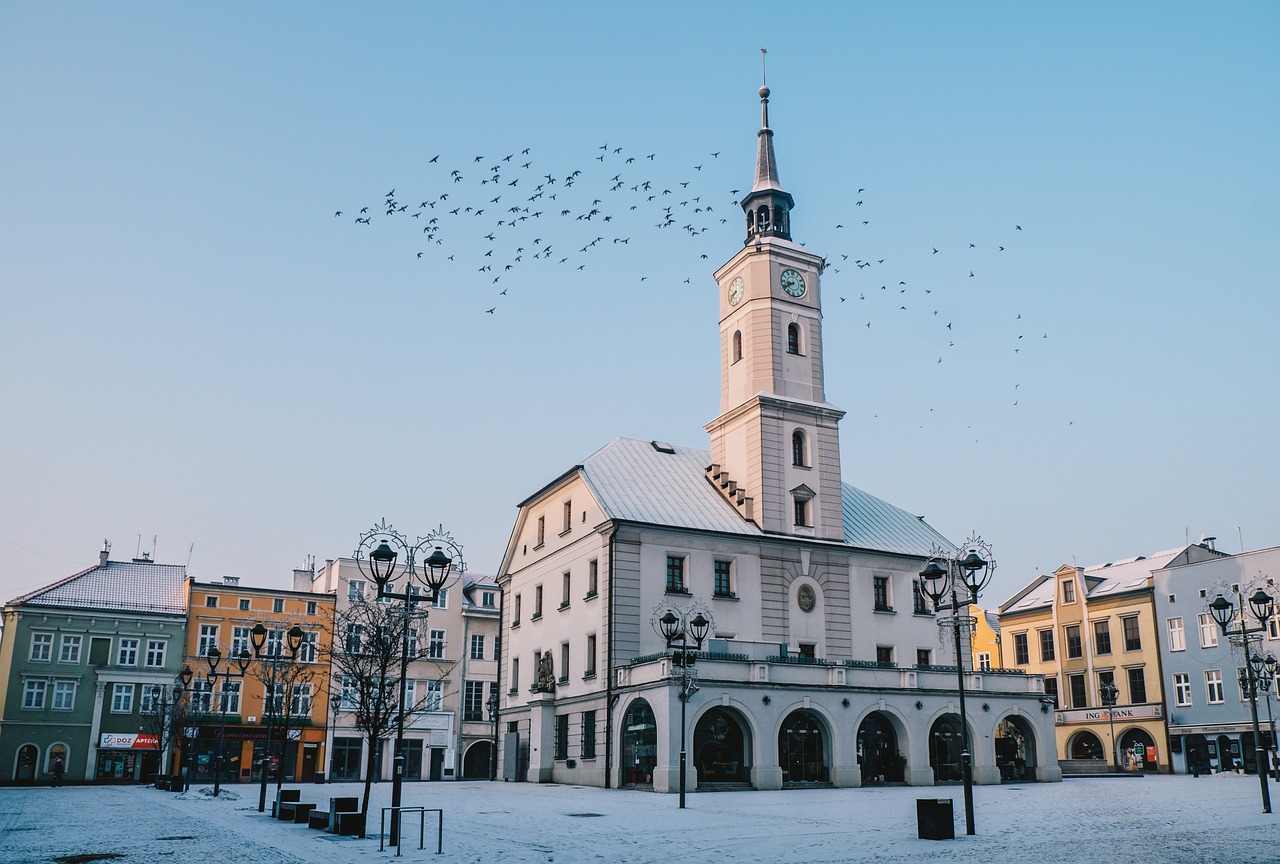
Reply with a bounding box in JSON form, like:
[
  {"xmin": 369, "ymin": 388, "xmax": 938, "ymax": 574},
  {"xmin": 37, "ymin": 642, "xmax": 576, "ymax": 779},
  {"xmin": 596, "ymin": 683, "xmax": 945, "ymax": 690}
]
[{"xmin": 706, "ymin": 81, "xmax": 845, "ymax": 541}]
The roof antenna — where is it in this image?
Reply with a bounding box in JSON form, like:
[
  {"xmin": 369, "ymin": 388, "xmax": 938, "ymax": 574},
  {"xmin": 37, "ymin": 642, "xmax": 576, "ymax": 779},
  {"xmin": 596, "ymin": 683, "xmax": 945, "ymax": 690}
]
[
  {"xmin": 1237, "ymin": 524, "xmax": 1244, "ymax": 554},
  {"xmin": 186, "ymin": 543, "xmax": 195, "ymax": 567}
]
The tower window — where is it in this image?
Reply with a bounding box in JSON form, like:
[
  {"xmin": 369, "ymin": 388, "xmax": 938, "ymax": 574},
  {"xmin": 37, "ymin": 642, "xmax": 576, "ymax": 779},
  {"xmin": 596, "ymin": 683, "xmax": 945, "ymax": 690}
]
[
  {"xmin": 787, "ymin": 323, "xmax": 801, "ymax": 355},
  {"xmin": 794, "ymin": 497, "xmax": 810, "ymax": 527},
  {"xmin": 791, "ymin": 430, "xmax": 807, "ymax": 467},
  {"xmin": 732, "ymin": 330, "xmax": 743, "ymax": 364}
]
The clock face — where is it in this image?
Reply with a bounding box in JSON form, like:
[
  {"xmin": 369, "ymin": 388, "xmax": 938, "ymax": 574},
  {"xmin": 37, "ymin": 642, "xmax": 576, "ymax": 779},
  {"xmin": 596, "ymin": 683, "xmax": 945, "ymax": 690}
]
[
  {"xmin": 780, "ymin": 268, "xmax": 806, "ymax": 298},
  {"xmin": 728, "ymin": 276, "xmax": 745, "ymax": 306}
]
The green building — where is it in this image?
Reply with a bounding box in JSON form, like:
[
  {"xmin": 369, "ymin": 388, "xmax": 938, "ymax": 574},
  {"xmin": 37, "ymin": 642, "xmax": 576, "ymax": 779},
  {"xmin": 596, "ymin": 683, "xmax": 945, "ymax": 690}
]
[{"xmin": 0, "ymin": 544, "xmax": 188, "ymax": 784}]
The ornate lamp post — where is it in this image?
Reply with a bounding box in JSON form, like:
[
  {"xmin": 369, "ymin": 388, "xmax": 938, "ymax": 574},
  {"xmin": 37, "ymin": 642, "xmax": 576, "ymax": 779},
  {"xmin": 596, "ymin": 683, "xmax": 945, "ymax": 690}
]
[
  {"xmin": 652, "ymin": 603, "xmax": 712, "ymax": 810},
  {"xmin": 1208, "ymin": 587, "xmax": 1274, "ymax": 814},
  {"xmin": 486, "ymin": 691, "xmax": 500, "ymax": 781},
  {"xmin": 919, "ymin": 534, "xmax": 995, "ymax": 837},
  {"xmin": 354, "ymin": 520, "xmax": 460, "ymax": 845},
  {"xmin": 148, "ymin": 665, "xmax": 193, "ymax": 792},
  {"xmin": 1099, "ymin": 680, "xmax": 1120, "ymax": 771},
  {"xmin": 204, "ymin": 645, "xmax": 253, "ymax": 797},
  {"xmin": 328, "ymin": 691, "xmax": 343, "ymax": 782},
  {"xmin": 1252, "ymin": 654, "xmax": 1279, "ymax": 780},
  {"xmin": 257, "ymin": 622, "xmax": 305, "ymax": 813}
]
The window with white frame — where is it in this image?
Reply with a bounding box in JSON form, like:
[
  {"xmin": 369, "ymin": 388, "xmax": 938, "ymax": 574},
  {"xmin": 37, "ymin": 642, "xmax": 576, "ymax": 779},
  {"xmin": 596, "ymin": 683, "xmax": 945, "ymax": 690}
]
[
  {"xmin": 197, "ymin": 625, "xmax": 219, "ymax": 657},
  {"xmin": 428, "ymin": 629, "xmax": 445, "ymax": 660},
  {"xmin": 403, "ymin": 678, "xmax": 416, "ymax": 710},
  {"xmin": 1269, "ymin": 616, "xmax": 1280, "ymax": 640},
  {"xmin": 239, "ymin": 598, "xmax": 251, "ymax": 611},
  {"xmin": 306, "ymin": 600, "xmax": 317, "ymax": 615},
  {"xmin": 265, "ymin": 628, "xmax": 284, "ymax": 658},
  {"xmin": 977, "ymin": 652, "xmax": 992, "ymax": 672},
  {"xmin": 29, "ymin": 633, "xmax": 52, "ymax": 662},
  {"xmin": 344, "ymin": 623, "xmax": 363, "ymax": 654},
  {"xmin": 1206, "ymin": 669, "xmax": 1224, "ymax": 704},
  {"xmin": 272, "ymin": 598, "xmax": 284, "ymax": 613},
  {"xmin": 471, "ymin": 634, "xmax": 485, "ymax": 660},
  {"xmin": 117, "ymin": 638, "xmax": 139, "ymax": 666},
  {"xmin": 264, "ymin": 682, "xmax": 284, "ymax": 716},
  {"xmin": 23, "ymin": 680, "xmax": 47, "ymax": 709},
  {"xmin": 1173, "ymin": 673, "xmax": 1192, "ymax": 707},
  {"xmin": 298, "ymin": 631, "xmax": 317, "ymax": 663},
  {"xmin": 52, "ymin": 680, "xmax": 77, "ymax": 711},
  {"xmin": 59, "ymin": 635, "xmax": 82, "ymax": 664},
  {"xmin": 432, "ymin": 587, "xmax": 448, "ymax": 610},
  {"xmin": 425, "ymin": 680, "xmax": 443, "ymax": 711},
  {"xmin": 145, "ymin": 640, "xmax": 166, "ymax": 668},
  {"xmin": 290, "ymin": 683, "xmax": 312, "ymax": 716},
  {"xmin": 190, "ymin": 680, "xmax": 212, "ymax": 714},
  {"xmin": 587, "ymin": 559, "xmax": 599, "ymax": 597},
  {"xmin": 231, "ymin": 627, "xmax": 251, "ymax": 658},
  {"xmin": 348, "ymin": 580, "xmax": 366, "ymax": 601},
  {"xmin": 1198, "ymin": 613, "xmax": 1218, "ymax": 648},
  {"xmin": 218, "ymin": 680, "xmax": 240, "ymax": 714},
  {"xmin": 340, "ymin": 675, "xmax": 358, "ymax": 709},
  {"xmin": 111, "ymin": 683, "xmax": 134, "ymax": 713},
  {"xmin": 586, "ymin": 634, "xmax": 597, "ymax": 677},
  {"xmin": 405, "ymin": 626, "xmax": 419, "ymax": 659},
  {"xmin": 1167, "ymin": 617, "xmax": 1186, "ymax": 652}
]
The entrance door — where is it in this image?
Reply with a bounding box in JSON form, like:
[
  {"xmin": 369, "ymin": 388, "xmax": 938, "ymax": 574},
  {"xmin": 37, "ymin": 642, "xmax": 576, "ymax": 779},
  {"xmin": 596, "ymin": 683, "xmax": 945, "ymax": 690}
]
[
  {"xmin": 403, "ymin": 740, "xmax": 423, "ymax": 781},
  {"xmin": 15, "ymin": 745, "xmax": 37, "ymax": 782},
  {"xmin": 779, "ymin": 710, "xmax": 828, "ymax": 784},
  {"xmin": 428, "ymin": 747, "xmax": 444, "ymax": 781},
  {"xmin": 857, "ymin": 712, "xmax": 902, "ymax": 784},
  {"xmin": 300, "ymin": 744, "xmax": 317, "ymax": 782}
]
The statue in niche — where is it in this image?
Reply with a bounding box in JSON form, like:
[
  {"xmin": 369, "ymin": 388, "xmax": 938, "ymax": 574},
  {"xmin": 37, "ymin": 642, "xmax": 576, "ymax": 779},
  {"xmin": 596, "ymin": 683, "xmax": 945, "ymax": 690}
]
[{"xmin": 537, "ymin": 651, "xmax": 556, "ymax": 692}]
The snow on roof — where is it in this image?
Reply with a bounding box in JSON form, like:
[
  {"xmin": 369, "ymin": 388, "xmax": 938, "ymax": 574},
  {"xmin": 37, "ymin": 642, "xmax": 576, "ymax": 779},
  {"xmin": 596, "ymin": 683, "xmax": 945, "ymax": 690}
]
[
  {"xmin": 9, "ymin": 559, "xmax": 188, "ymax": 615},
  {"xmin": 577, "ymin": 437, "xmax": 951, "ymax": 557},
  {"xmin": 1002, "ymin": 547, "xmax": 1187, "ymax": 613}
]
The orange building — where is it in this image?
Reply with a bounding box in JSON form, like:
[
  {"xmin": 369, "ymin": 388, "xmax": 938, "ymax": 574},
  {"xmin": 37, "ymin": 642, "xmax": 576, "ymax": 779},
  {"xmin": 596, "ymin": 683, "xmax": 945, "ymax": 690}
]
[{"xmin": 183, "ymin": 575, "xmax": 333, "ymax": 785}]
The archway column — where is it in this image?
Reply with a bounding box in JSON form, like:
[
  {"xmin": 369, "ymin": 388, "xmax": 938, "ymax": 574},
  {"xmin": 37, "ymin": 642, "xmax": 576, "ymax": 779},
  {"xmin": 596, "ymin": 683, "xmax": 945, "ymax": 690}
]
[
  {"xmin": 526, "ymin": 691, "xmax": 555, "ymax": 783},
  {"xmin": 651, "ymin": 687, "xmax": 698, "ymax": 794}
]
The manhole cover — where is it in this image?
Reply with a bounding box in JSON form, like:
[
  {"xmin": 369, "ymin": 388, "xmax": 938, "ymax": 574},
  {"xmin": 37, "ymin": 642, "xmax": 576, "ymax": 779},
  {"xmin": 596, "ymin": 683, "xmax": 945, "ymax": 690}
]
[{"xmin": 566, "ymin": 813, "xmax": 604, "ymax": 818}]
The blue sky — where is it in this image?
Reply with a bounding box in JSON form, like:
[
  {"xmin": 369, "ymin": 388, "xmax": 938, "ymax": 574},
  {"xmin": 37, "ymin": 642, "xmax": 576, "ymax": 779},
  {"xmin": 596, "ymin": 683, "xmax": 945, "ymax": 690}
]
[{"xmin": 2, "ymin": 2, "xmax": 1277, "ymax": 607}]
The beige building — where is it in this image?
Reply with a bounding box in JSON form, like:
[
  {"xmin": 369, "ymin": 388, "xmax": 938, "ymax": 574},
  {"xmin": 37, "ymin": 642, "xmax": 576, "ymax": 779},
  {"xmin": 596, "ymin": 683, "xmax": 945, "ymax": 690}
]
[{"xmin": 998, "ymin": 544, "xmax": 1222, "ymax": 773}]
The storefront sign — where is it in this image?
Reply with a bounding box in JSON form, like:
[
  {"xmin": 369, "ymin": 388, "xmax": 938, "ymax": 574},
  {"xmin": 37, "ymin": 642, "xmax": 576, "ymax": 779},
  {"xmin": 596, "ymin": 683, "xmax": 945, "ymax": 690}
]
[
  {"xmin": 1054, "ymin": 704, "xmax": 1163, "ymax": 725},
  {"xmin": 99, "ymin": 733, "xmax": 160, "ymax": 750}
]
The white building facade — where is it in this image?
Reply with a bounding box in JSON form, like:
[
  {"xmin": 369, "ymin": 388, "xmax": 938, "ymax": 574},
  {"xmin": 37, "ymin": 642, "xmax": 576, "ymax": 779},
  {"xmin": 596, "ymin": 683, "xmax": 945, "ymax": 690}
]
[{"xmin": 495, "ymin": 83, "xmax": 1060, "ymax": 792}]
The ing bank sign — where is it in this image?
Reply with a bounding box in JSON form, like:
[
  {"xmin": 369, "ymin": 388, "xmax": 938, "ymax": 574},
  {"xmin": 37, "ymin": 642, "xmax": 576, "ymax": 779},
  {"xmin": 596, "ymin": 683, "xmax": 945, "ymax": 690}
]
[{"xmin": 1054, "ymin": 704, "xmax": 1163, "ymax": 725}]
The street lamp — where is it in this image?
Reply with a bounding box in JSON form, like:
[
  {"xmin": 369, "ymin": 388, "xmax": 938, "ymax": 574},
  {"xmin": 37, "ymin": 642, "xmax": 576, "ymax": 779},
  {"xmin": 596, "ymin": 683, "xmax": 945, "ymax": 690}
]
[
  {"xmin": 918, "ymin": 534, "xmax": 995, "ymax": 837},
  {"xmin": 257, "ymin": 622, "xmax": 305, "ymax": 813},
  {"xmin": 652, "ymin": 603, "xmax": 712, "ymax": 809},
  {"xmin": 1208, "ymin": 587, "xmax": 1275, "ymax": 814},
  {"xmin": 486, "ymin": 691, "xmax": 500, "ymax": 781},
  {"xmin": 1251, "ymin": 654, "xmax": 1279, "ymax": 781},
  {"xmin": 148, "ymin": 665, "xmax": 193, "ymax": 793},
  {"xmin": 204, "ymin": 645, "xmax": 253, "ymax": 797},
  {"xmin": 328, "ymin": 691, "xmax": 343, "ymax": 783},
  {"xmin": 354, "ymin": 520, "xmax": 460, "ymax": 845},
  {"xmin": 1099, "ymin": 680, "xmax": 1120, "ymax": 771}
]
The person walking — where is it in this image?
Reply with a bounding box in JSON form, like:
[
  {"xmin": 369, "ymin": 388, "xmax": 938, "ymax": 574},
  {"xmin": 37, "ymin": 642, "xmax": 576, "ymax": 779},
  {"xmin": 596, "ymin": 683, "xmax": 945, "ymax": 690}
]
[{"xmin": 51, "ymin": 757, "xmax": 64, "ymax": 787}]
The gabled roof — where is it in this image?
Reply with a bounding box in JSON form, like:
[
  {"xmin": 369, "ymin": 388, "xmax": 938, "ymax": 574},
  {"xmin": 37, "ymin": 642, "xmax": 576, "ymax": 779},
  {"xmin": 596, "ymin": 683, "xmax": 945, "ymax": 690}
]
[
  {"xmin": 1000, "ymin": 547, "xmax": 1188, "ymax": 615},
  {"xmin": 8, "ymin": 559, "xmax": 188, "ymax": 616},
  {"xmin": 567, "ymin": 437, "xmax": 951, "ymax": 557}
]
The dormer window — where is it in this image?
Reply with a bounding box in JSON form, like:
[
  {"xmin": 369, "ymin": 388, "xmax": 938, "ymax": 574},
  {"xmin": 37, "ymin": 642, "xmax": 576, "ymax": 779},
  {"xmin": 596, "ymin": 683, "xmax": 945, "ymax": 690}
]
[{"xmin": 787, "ymin": 323, "xmax": 801, "ymax": 355}]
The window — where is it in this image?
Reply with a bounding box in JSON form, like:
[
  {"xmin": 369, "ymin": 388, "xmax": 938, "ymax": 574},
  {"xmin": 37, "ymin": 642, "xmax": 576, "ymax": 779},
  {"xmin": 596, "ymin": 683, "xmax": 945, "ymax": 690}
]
[
  {"xmin": 916, "ymin": 649, "xmax": 932, "ymax": 666},
  {"xmin": 1174, "ymin": 673, "xmax": 1192, "ymax": 707},
  {"xmin": 197, "ymin": 626, "xmax": 219, "ymax": 657},
  {"xmin": 1097, "ymin": 670, "xmax": 1115, "ymax": 707},
  {"xmin": 298, "ymin": 632, "xmax": 318, "ymax": 663},
  {"xmin": 1039, "ymin": 629, "xmax": 1056, "ymax": 662},
  {"xmin": 587, "ymin": 559, "xmax": 599, "ymax": 598},
  {"xmin": 30, "ymin": 633, "xmax": 52, "ymax": 662},
  {"xmin": 1206, "ymin": 669, "xmax": 1224, "ymax": 704},
  {"xmin": 913, "ymin": 580, "xmax": 929, "ymax": 614},
  {"xmin": 190, "ymin": 680, "xmax": 213, "ymax": 714},
  {"xmin": 1127, "ymin": 667, "xmax": 1147, "ymax": 703},
  {"xmin": 1062, "ymin": 580, "xmax": 1076, "ymax": 604},
  {"xmin": 428, "ymin": 629, "xmax": 446, "ymax": 660},
  {"xmin": 582, "ymin": 710, "xmax": 597, "ymax": 759},
  {"xmin": 1122, "ymin": 616, "xmax": 1141, "ymax": 651},
  {"xmin": 1167, "ymin": 617, "xmax": 1186, "ymax": 652},
  {"xmin": 306, "ymin": 600, "xmax": 317, "ymax": 616},
  {"xmin": 1198, "ymin": 613, "xmax": 1219, "ymax": 648},
  {"xmin": 239, "ymin": 598, "xmax": 251, "ymax": 611},
  {"xmin": 585, "ymin": 634, "xmax": 597, "ymax": 677},
  {"xmin": 483, "ymin": 591, "xmax": 495, "ymax": 608},
  {"xmin": 1269, "ymin": 616, "xmax": 1280, "ymax": 640},
  {"xmin": 536, "ymin": 515, "xmax": 545, "ymax": 547},
  {"xmin": 344, "ymin": 623, "xmax": 363, "ymax": 654},
  {"xmin": 1043, "ymin": 676, "xmax": 1059, "ymax": 707},
  {"xmin": 111, "ymin": 683, "xmax": 134, "ymax": 714},
  {"xmin": 59, "ymin": 635, "xmax": 82, "ymax": 664},
  {"xmin": 220, "ymin": 681, "xmax": 242, "ymax": 714},
  {"xmin": 52, "ymin": 681, "xmax": 76, "ymax": 711},
  {"xmin": 464, "ymin": 681, "xmax": 485, "ymax": 721},
  {"xmin": 714, "ymin": 560, "xmax": 733, "ymax": 597},
  {"xmin": 563, "ymin": 500, "xmax": 572, "ymax": 533},
  {"xmin": 1068, "ymin": 673, "xmax": 1087, "ymax": 709},
  {"xmin": 1093, "ymin": 620, "xmax": 1112, "ymax": 655},
  {"xmin": 145, "ymin": 640, "xmax": 166, "ymax": 668},
  {"xmin": 873, "ymin": 576, "xmax": 891, "ymax": 611},
  {"xmin": 787, "ymin": 322, "xmax": 801, "ymax": 355},
  {"xmin": 431, "ymin": 587, "xmax": 448, "ymax": 609},
  {"xmin": 1064, "ymin": 624, "xmax": 1082, "ymax": 659},
  {"xmin": 510, "ymin": 657, "xmax": 520, "ymax": 694},
  {"xmin": 22, "ymin": 680, "xmax": 47, "ymax": 709},
  {"xmin": 1013, "ymin": 633, "xmax": 1030, "ymax": 665},
  {"xmin": 554, "ymin": 714, "xmax": 569, "ymax": 760},
  {"xmin": 793, "ymin": 497, "xmax": 810, "ymax": 527},
  {"xmin": 206, "ymin": 595, "xmax": 218, "ymax": 608},
  {"xmin": 340, "ymin": 676, "xmax": 358, "ymax": 710},
  {"xmin": 561, "ymin": 571, "xmax": 571, "ymax": 609},
  {"xmin": 273, "ymin": 598, "xmax": 284, "ymax": 613},
  {"xmin": 791, "ymin": 430, "xmax": 806, "ymax": 466},
  {"xmin": 117, "ymin": 638, "xmax": 139, "ymax": 666},
  {"xmin": 799, "ymin": 643, "xmax": 816, "ymax": 659},
  {"xmin": 560, "ymin": 642, "xmax": 570, "ymax": 683},
  {"xmin": 977, "ymin": 652, "xmax": 992, "ymax": 672},
  {"xmin": 876, "ymin": 645, "xmax": 894, "ymax": 664},
  {"xmin": 733, "ymin": 330, "xmax": 743, "ymax": 363},
  {"xmin": 232, "ymin": 627, "xmax": 251, "ymax": 658},
  {"xmin": 348, "ymin": 580, "xmax": 365, "ymax": 602},
  {"xmin": 290, "ymin": 683, "xmax": 312, "ymax": 716},
  {"xmin": 265, "ymin": 628, "xmax": 284, "ymax": 658},
  {"xmin": 666, "ymin": 556, "xmax": 686, "ymax": 593},
  {"xmin": 533, "ymin": 586, "xmax": 543, "ymax": 618},
  {"xmin": 471, "ymin": 635, "xmax": 485, "ymax": 660}
]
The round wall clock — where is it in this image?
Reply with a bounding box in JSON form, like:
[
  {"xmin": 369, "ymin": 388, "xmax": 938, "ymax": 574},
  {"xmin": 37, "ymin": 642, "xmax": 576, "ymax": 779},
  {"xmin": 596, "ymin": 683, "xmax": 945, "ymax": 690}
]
[
  {"xmin": 728, "ymin": 276, "xmax": 745, "ymax": 306},
  {"xmin": 780, "ymin": 268, "xmax": 806, "ymax": 298}
]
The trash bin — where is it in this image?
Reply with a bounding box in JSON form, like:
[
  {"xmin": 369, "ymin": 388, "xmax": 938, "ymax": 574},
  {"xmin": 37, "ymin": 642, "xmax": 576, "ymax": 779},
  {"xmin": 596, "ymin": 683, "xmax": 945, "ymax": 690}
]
[
  {"xmin": 917, "ymin": 798, "xmax": 955, "ymax": 840},
  {"xmin": 313, "ymin": 772, "xmax": 325, "ymax": 784}
]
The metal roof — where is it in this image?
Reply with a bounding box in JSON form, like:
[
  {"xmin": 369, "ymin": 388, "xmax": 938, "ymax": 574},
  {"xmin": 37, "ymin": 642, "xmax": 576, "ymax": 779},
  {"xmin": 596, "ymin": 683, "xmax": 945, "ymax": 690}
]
[
  {"xmin": 1002, "ymin": 547, "xmax": 1186, "ymax": 613},
  {"xmin": 9, "ymin": 560, "xmax": 189, "ymax": 616},
  {"xmin": 578, "ymin": 437, "xmax": 951, "ymax": 557}
]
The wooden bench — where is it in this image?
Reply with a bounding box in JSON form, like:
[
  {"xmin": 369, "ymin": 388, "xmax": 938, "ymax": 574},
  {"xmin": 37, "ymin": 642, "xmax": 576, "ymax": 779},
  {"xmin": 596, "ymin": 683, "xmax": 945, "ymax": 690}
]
[{"xmin": 271, "ymin": 789, "xmax": 301, "ymax": 819}]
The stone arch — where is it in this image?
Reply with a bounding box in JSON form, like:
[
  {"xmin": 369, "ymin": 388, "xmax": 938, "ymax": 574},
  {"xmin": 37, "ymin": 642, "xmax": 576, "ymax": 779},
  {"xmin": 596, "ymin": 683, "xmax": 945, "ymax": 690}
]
[
  {"xmin": 619, "ymin": 696, "xmax": 657, "ymax": 788},
  {"xmin": 692, "ymin": 705, "xmax": 753, "ymax": 786},
  {"xmin": 1068, "ymin": 728, "xmax": 1104, "ymax": 760},
  {"xmin": 13, "ymin": 743, "xmax": 39, "ymax": 783},
  {"xmin": 461, "ymin": 740, "xmax": 493, "ymax": 779},
  {"xmin": 777, "ymin": 707, "xmax": 833, "ymax": 785},
  {"xmin": 993, "ymin": 714, "xmax": 1037, "ymax": 782},
  {"xmin": 1118, "ymin": 727, "xmax": 1158, "ymax": 772},
  {"xmin": 927, "ymin": 713, "xmax": 967, "ymax": 782},
  {"xmin": 856, "ymin": 709, "xmax": 908, "ymax": 784}
]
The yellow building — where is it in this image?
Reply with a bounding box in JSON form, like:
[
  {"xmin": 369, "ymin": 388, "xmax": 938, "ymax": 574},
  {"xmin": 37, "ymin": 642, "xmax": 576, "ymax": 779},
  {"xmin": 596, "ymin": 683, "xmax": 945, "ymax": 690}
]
[
  {"xmin": 998, "ymin": 545, "xmax": 1220, "ymax": 774},
  {"xmin": 970, "ymin": 605, "xmax": 1003, "ymax": 671}
]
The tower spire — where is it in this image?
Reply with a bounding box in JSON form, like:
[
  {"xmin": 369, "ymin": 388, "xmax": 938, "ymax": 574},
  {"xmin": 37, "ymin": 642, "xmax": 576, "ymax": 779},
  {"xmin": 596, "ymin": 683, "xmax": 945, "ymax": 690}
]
[{"xmin": 742, "ymin": 49, "xmax": 794, "ymax": 243}]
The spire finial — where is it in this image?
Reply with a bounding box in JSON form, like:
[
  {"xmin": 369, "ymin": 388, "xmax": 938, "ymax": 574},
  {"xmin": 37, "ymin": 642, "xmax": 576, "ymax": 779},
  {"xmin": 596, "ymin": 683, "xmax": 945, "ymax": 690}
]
[{"xmin": 758, "ymin": 47, "xmax": 770, "ymax": 128}]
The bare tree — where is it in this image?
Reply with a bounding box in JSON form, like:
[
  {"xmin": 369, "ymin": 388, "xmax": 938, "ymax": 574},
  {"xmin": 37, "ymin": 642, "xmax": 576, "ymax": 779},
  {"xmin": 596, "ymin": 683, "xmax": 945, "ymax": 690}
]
[
  {"xmin": 140, "ymin": 681, "xmax": 192, "ymax": 789},
  {"xmin": 253, "ymin": 647, "xmax": 320, "ymax": 795},
  {"xmin": 325, "ymin": 598, "xmax": 459, "ymax": 817}
]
